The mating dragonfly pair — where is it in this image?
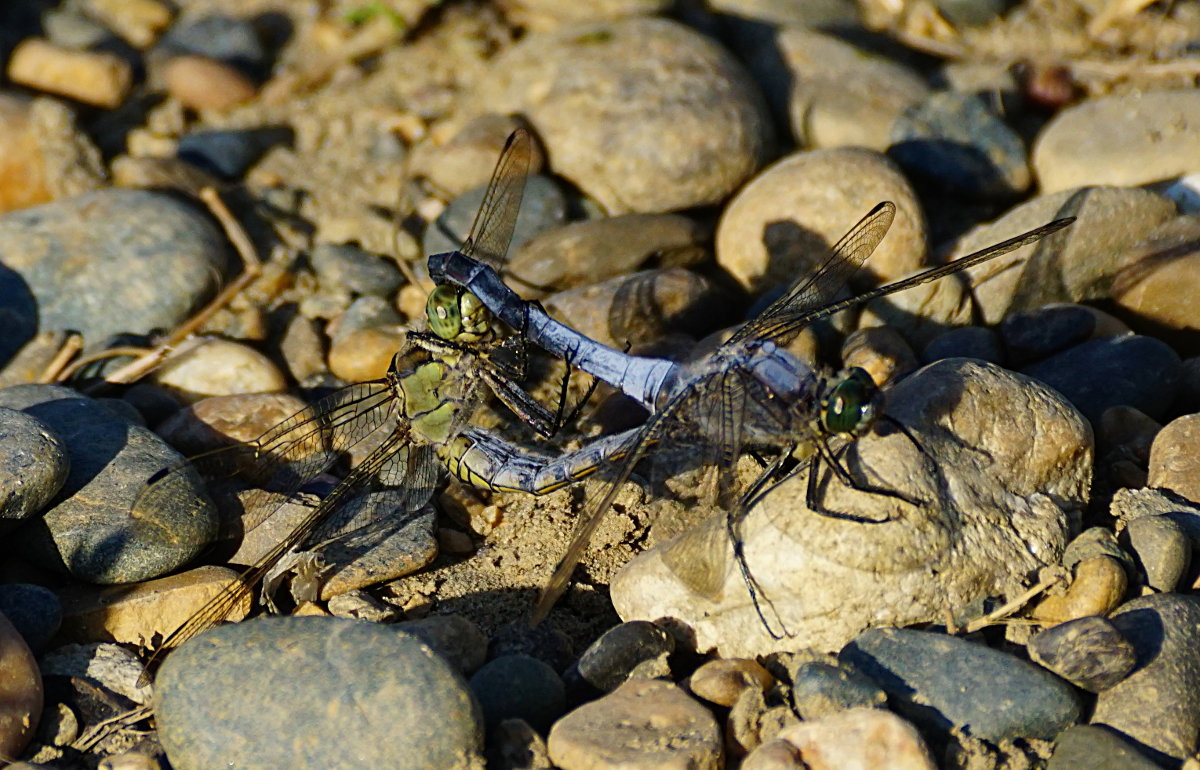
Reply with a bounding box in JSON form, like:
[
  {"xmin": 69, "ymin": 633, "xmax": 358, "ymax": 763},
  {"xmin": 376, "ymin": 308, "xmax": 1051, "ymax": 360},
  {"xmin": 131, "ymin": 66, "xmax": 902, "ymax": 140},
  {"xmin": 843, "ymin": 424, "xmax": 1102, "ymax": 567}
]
[{"xmin": 140, "ymin": 128, "xmax": 1074, "ymax": 660}]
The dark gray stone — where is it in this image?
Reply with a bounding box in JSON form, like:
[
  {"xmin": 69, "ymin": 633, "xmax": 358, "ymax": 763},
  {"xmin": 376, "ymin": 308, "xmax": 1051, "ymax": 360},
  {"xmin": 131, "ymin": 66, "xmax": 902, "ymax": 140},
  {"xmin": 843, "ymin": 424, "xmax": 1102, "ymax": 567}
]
[
  {"xmin": 329, "ymin": 295, "xmax": 403, "ymax": 342},
  {"xmin": 177, "ymin": 128, "xmax": 292, "ymax": 179},
  {"xmin": 572, "ymin": 620, "xmax": 674, "ymax": 693},
  {"xmin": 1093, "ymin": 593, "xmax": 1200, "ymax": 762},
  {"xmin": 1049, "ymin": 724, "xmax": 1164, "ymax": 770},
  {"xmin": 489, "ymin": 621, "xmax": 574, "ymax": 674},
  {"xmin": 889, "ymin": 91, "xmax": 1031, "ymax": 199},
  {"xmin": 0, "ymin": 189, "xmax": 228, "ymax": 349},
  {"xmin": 395, "ymin": 614, "xmax": 488, "ymax": 675},
  {"xmin": 155, "ymin": 615, "xmax": 484, "ymax": 768},
  {"xmin": 0, "ymin": 384, "xmax": 217, "ymax": 584},
  {"xmin": 310, "ymin": 242, "xmax": 403, "ymax": 297},
  {"xmin": 0, "ymin": 406, "xmax": 69, "ymax": 524},
  {"xmin": 0, "ymin": 583, "xmax": 61, "ymax": 653},
  {"xmin": 999, "ymin": 304, "xmax": 1097, "ymax": 366},
  {"xmin": 423, "ymin": 175, "xmax": 567, "ymax": 261},
  {"xmin": 158, "ymin": 14, "xmax": 267, "ymax": 76},
  {"xmin": 922, "ymin": 325, "xmax": 1003, "ymax": 364},
  {"xmin": 1027, "ymin": 615, "xmax": 1136, "ymax": 692},
  {"xmin": 469, "ymin": 654, "xmax": 566, "ymax": 731},
  {"xmin": 1022, "ymin": 335, "xmax": 1181, "ymax": 424},
  {"xmin": 790, "ymin": 660, "xmax": 887, "ymax": 719},
  {"xmin": 840, "ymin": 627, "xmax": 1080, "ymax": 741},
  {"xmin": 1125, "ymin": 514, "xmax": 1190, "ymax": 592}
]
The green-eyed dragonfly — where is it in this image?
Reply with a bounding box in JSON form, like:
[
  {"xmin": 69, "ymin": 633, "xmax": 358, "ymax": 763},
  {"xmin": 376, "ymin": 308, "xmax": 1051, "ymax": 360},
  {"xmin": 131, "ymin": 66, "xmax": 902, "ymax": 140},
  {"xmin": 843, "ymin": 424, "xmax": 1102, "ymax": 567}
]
[
  {"xmin": 430, "ymin": 169, "xmax": 1075, "ymax": 632},
  {"xmin": 136, "ymin": 129, "xmax": 618, "ymax": 666}
]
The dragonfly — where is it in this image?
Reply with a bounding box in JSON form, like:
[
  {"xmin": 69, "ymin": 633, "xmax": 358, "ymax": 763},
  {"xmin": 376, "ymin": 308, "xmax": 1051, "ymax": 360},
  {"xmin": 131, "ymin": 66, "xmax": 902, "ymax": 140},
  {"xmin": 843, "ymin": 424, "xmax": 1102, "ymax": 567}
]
[
  {"xmin": 431, "ymin": 191, "xmax": 1076, "ymax": 631},
  {"xmin": 136, "ymin": 128, "xmax": 608, "ymax": 667}
]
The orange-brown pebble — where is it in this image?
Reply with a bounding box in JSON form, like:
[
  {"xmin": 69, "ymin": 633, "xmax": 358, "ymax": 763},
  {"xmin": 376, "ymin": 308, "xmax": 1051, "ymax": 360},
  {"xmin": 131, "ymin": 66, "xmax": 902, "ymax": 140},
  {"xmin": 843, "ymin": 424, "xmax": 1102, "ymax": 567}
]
[
  {"xmin": 1032, "ymin": 556, "xmax": 1128, "ymax": 625},
  {"xmin": 328, "ymin": 327, "xmax": 406, "ymax": 382},
  {"xmin": 162, "ymin": 55, "xmax": 257, "ymax": 112},
  {"xmin": 7, "ymin": 38, "xmax": 132, "ymax": 108},
  {"xmin": 0, "ymin": 611, "xmax": 41, "ymax": 761},
  {"xmin": 689, "ymin": 658, "xmax": 775, "ymax": 707}
]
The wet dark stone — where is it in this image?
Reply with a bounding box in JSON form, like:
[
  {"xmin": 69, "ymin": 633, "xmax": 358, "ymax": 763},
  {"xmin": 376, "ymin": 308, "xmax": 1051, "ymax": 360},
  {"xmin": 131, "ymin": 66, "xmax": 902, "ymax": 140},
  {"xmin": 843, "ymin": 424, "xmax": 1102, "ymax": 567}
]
[
  {"xmin": 310, "ymin": 242, "xmax": 403, "ymax": 297},
  {"xmin": 999, "ymin": 305, "xmax": 1097, "ymax": 366},
  {"xmin": 790, "ymin": 660, "xmax": 887, "ymax": 719},
  {"xmin": 423, "ymin": 175, "xmax": 567, "ymax": 261},
  {"xmin": 469, "ymin": 654, "xmax": 566, "ymax": 731},
  {"xmin": 889, "ymin": 91, "xmax": 1031, "ymax": 199},
  {"xmin": 1027, "ymin": 615, "xmax": 1136, "ymax": 692},
  {"xmin": 158, "ymin": 14, "xmax": 268, "ymax": 77},
  {"xmin": 177, "ymin": 128, "xmax": 293, "ymax": 179},
  {"xmin": 922, "ymin": 325, "xmax": 1004, "ymax": 364},
  {"xmin": 840, "ymin": 627, "xmax": 1080, "ymax": 741},
  {"xmin": 489, "ymin": 621, "xmax": 575, "ymax": 674},
  {"xmin": 571, "ymin": 620, "xmax": 675, "ymax": 693},
  {"xmin": 0, "ymin": 406, "xmax": 69, "ymax": 525},
  {"xmin": 0, "ymin": 583, "xmax": 61, "ymax": 653},
  {"xmin": 0, "ymin": 384, "xmax": 216, "ymax": 584},
  {"xmin": 1022, "ymin": 335, "xmax": 1181, "ymax": 424}
]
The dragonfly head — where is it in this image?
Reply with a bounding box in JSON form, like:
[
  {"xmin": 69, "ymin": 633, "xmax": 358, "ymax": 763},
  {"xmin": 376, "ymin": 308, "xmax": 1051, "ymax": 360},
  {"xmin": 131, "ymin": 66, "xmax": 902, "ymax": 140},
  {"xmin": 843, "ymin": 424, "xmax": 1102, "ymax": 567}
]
[
  {"xmin": 819, "ymin": 367, "xmax": 881, "ymax": 437},
  {"xmin": 426, "ymin": 285, "xmax": 499, "ymax": 344}
]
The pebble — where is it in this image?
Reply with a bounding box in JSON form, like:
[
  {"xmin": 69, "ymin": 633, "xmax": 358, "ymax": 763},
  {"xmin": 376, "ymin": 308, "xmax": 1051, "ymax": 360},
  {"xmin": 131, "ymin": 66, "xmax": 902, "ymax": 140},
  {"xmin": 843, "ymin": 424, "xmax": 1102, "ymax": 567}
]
[
  {"xmin": 83, "ymin": 0, "xmax": 172, "ymax": 48},
  {"xmin": 177, "ymin": 128, "xmax": 291, "ymax": 179},
  {"xmin": 1048, "ymin": 723, "xmax": 1165, "ymax": 770},
  {"xmin": 957, "ymin": 186, "xmax": 1176, "ymax": 325},
  {"xmin": 329, "ymin": 296, "xmax": 404, "ymax": 341},
  {"xmin": 999, "ymin": 304, "xmax": 1108, "ymax": 366},
  {"xmin": 1022, "ymin": 334, "xmax": 1181, "ymax": 424},
  {"xmin": 325, "ymin": 590, "xmax": 398, "ymax": 622},
  {"xmin": 612, "ymin": 359, "xmax": 1090, "ymax": 657},
  {"xmin": 839, "ymin": 627, "xmax": 1080, "ymax": 742},
  {"xmin": 502, "ymin": 0, "xmax": 673, "ymax": 30},
  {"xmin": 0, "ymin": 611, "xmax": 42, "ymax": 762},
  {"xmin": 157, "ymin": 14, "xmax": 267, "ymax": 76},
  {"xmin": 467, "ymin": 16, "xmax": 771, "ymax": 214},
  {"xmin": 1093, "ymin": 593, "xmax": 1200, "ymax": 762},
  {"xmin": 1027, "ymin": 615, "xmax": 1136, "ymax": 692},
  {"xmin": 856, "ymin": 288, "xmax": 959, "ymax": 364},
  {"xmin": 6, "ymin": 38, "xmax": 132, "ymax": 108},
  {"xmin": 1110, "ymin": 215, "xmax": 1200, "ymax": 340},
  {"xmin": 774, "ymin": 707, "xmax": 936, "ymax": 770},
  {"xmin": 310, "ymin": 242, "xmax": 403, "ymax": 297},
  {"xmin": 542, "ymin": 268, "xmax": 721, "ymax": 349},
  {"xmin": 1032, "ymin": 556, "xmax": 1128, "ymax": 624},
  {"xmin": 153, "ymin": 338, "xmax": 288, "ymax": 403},
  {"xmin": 715, "ymin": 148, "xmax": 927, "ymax": 295},
  {"xmin": 56, "ymin": 565, "xmax": 247, "ymax": 646},
  {"xmin": 327, "ymin": 326, "xmax": 407, "ymax": 381},
  {"xmin": 489, "ymin": 621, "xmax": 576, "ymax": 674},
  {"xmin": 741, "ymin": 739, "xmax": 803, "ymax": 770},
  {"xmin": 571, "ymin": 620, "xmax": 675, "ymax": 693},
  {"xmin": 470, "ymin": 654, "xmax": 566, "ymax": 731},
  {"xmin": 0, "ymin": 331, "xmax": 70, "ymax": 389},
  {"xmin": 0, "ymin": 384, "xmax": 217, "ymax": 584},
  {"xmin": 1125, "ymin": 514, "xmax": 1190, "ymax": 592},
  {"xmin": 922, "ymin": 326, "xmax": 1003, "ymax": 364},
  {"xmin": 0, "ymin": 584, "xmax": 61, "ymax": 653},
  {"xmin": 161, "ymin": 55, "xmax": 257, "ymax": 112},
  {"xmin": 394, "ymin": 614, "xmax": 489, "ymax": 675},
  {"xmin": 790, "ymin": 661, "xmax": 887, "ymax": 719},
  {"xmin": 316, "ymin": 499, "xmax": 438, "ymax": 599},
  {"xmin": 155, "ymin": 392, "xmax": 308, "ymax": 456},
  {"xmin": 0, "ymin": 189, "xmax": 228, "ymax": 349},
  {"xmin": 38, "ymin": 700, "xmax": 79, "ymax": 747},
  {"xmin": 0, "ymin": 406, "xmax": 69, "ymax": 524},
  {"xmin": 0, "ymin": 95, "xmax": 105, "ymax": 215},
  {"xmin": 1148, "ymin": 414, "xmax": 1200, "ymax": 503},
  {"xmin": 423, "ymin": 174, "xmax": 567, "ymax": 261},
  {"xmin": 39, "ymin": 643, "xmax": 151, "ymax": 706},
  {"xmin": 509, "ymin": 213, "xmax": 708, "ymax": 297},
  {"xmin": 486, "ymin": 718, "xmax": 553, "ymax": 769},
  {"xmin": 154, "ymin": 615, "xmax": 484, "ymax": 769},
  {"xmin": 688, "ymin": 657, "xmax": 773, "ymax": 708},
  {"xmin": 279, "ymin": 314, "xmax": 326, "ymax": 383},
  {"xmin": 547, "ymin": 679, "xmax": 722, "ymax": 770},
  {"xmin": 889, "ymin": 91, "xmax": 1031, "ymax": 199},
  {"xmin": 761, "ymin": 26, "xmax": 929, "ymax": 151},
  {"xmin": 1033, "ymin": 89, "xmax": 1200, "ymax": 193},
  {"xmin": 727, "ymin": 686, "xmax": 799, "ymax": 757},
  {"xmin": 98, "ymin": 751, "xmax": 161, "ymax": 770},
  {"xmin": 409, "ymin": 114, "xmax": 545, "ymax": 198}
]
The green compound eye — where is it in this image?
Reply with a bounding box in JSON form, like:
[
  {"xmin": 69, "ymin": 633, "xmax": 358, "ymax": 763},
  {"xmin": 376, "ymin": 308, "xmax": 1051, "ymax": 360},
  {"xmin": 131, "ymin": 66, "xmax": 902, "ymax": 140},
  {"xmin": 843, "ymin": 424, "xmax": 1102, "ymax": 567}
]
[
  {"xmin": 426, "ymin": 285, "xmax": 463, "ymax": 340},
  {"xmin": 821, "ymin": 367, "xmax": 879, "ymax": 436}
]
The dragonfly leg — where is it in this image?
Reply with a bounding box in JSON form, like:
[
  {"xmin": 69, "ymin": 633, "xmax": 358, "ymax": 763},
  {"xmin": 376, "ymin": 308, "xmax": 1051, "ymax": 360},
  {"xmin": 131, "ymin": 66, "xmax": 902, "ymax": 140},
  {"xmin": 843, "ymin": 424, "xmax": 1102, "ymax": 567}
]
[
  {"xmin": 803, "ymin": 436, "xmax": 919, "ymax": 523},
  {"xmin": 725, "ymin": 490, "xmax": 792, "ymax": 640}
]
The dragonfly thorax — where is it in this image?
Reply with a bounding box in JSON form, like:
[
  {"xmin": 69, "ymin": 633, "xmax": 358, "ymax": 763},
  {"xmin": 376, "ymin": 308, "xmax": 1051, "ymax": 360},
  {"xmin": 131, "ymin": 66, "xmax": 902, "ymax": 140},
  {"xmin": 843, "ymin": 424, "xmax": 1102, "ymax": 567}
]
[{"xmin": 426, "ymin": 285, "xmax": 500, "ymax": 344}]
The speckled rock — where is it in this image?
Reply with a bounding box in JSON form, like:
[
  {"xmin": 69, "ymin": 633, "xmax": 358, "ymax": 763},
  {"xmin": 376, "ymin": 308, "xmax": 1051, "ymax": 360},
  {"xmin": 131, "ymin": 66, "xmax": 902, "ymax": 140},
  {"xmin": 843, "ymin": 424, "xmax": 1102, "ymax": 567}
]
[
  {"xmin": 0, "ymin": 384, "xmax": 216, "ymax": 584},
  {"xmin": 0, "ymin": 189, "xmax": 227, "ymax": 349},
  {"xmin": 155, "ymin": 615, "xmax": 484, "ymax": 770},
  {"xmin": 715, "ymin": 148, "xmax": 926, "ymax": 295},
  {"xmin": 612, "ymin": 359, "xmax": 1090, "ymax": 657},
  {"xmin": 889, "ymin": 91, "xmax": 1031, "ymax": 199},
  {"xmin": 0, "ymin": 406, "xmax": 69, "ymax": 525},
  {"xmin": 790, "ymin": 661, "xmax": 886, "ymax": 719},
  {"xmin": 1033, "ymin": 89, "xmax": 1200, "ymax": 193},
  {"xmin": 840, "ymin": 628, "xmax": 1080, "ymax": 741},
  {"xmin": 1148, "ymin": 414, "xmax": 1200, "ymax": 503},
  {"xmin": 156, "ymin": 392, "xmax": 309, "ymax": 456},
  {"xmin": 153, "ymin": 338, "xmax": 288, "ymax": 403},
  {"xmin": 466, "ymin": 17, "xmax": 772, "ymax": 214},
  {"xmin": 1048, "ymin": 724, "xmax": 1165, "ymax": 770},
  {"xmin": 1022, "ymin": 335, "xmax": 1181, "ymax": 424},
  {"xmin": 956, "ymin": 186, "xmax": 1176, "ymax": 325},
  {"xmin": 310, "ymin": 242, "xmax": 403, "ymax": 297},
  {"xmin": 0, "ymin": 610, "xmax": 41, "ymax": 761},
  {"xmin": 1027, "ymin": 615, "xmax": 1136, "ymax": 692},
  {"xmin": 0, "ymin": 584, "xmax": 61, "ymax": 653},
  {"xmin": 0, "ymin": 95, "xmax": 104, "ymax": 215},
  {"xmin": 1092, "ymin": 593, "xmax": 1200, "ymax": 762},
  {"xmin": 547, "ymin": 679, "xmax": 722, "ymax": 770},
  {"xmin": 470, "ymin": 654, "xmax": 565, "ymax": 731},
  {"xmin": 571, "ymin": 621, "xmax": 674, "ymax": 693},
  {"xmin": 774, "ymin": 708, "xmax": 935, "ymax": 770}
]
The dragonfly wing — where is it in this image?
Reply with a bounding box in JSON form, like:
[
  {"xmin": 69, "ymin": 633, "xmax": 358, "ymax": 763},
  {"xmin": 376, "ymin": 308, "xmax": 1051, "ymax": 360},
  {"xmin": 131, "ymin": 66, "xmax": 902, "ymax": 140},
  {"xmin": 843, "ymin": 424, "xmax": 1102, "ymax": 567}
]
[{"xmin": 461, "ymin": 128, "xmax": 532, "ymax": 269}]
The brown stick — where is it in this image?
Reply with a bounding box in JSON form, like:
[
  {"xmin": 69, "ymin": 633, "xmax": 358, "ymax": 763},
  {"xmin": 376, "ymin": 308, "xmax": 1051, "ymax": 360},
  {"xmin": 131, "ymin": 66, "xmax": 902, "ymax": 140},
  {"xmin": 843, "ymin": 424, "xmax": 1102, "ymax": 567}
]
[{"xmin": 37, "ymin": 332, "xmax": 83, "ymax": 383}]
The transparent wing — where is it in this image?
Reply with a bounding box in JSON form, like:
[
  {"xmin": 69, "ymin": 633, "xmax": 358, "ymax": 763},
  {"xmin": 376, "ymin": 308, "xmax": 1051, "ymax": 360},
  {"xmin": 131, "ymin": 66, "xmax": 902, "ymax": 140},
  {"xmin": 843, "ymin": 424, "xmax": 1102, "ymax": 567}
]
[
  {"xmin": 727, "ymin": 202, "xmax": 896, "ymax": 347},
  {"xmin": 461, "ymin": 127, "xmax": 532, "ymax": 269}
]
